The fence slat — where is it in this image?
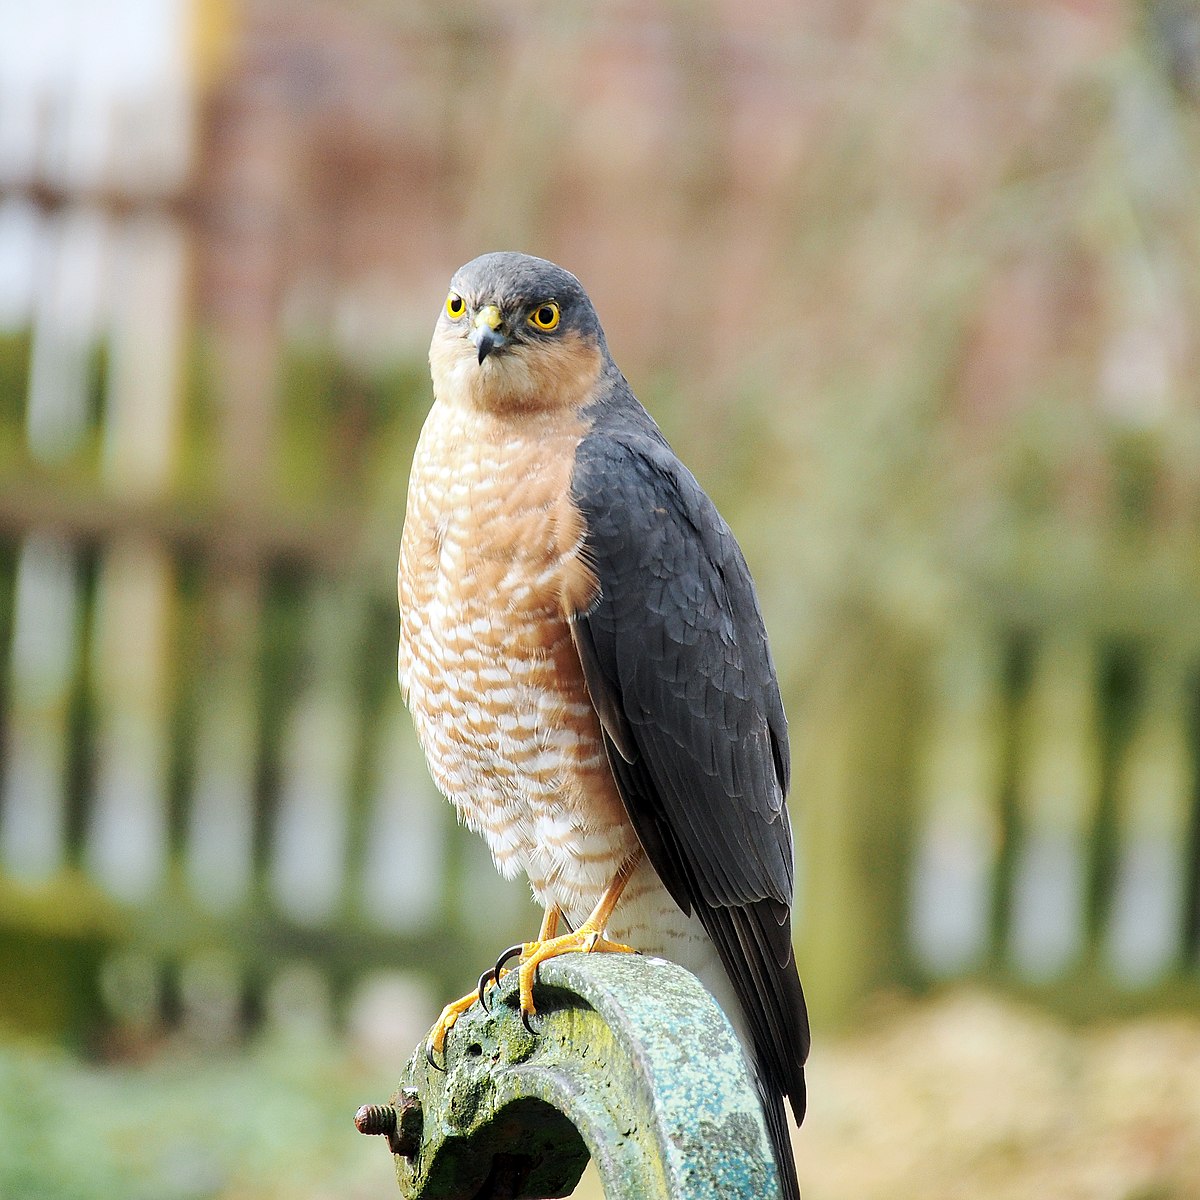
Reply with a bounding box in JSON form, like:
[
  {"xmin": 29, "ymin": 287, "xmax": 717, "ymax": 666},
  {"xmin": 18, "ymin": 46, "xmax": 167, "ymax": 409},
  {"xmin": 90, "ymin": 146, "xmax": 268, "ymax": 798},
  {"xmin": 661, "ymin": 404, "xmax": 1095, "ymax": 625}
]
[
  {"xmin": 269, "ymin": 583, "xmax": 363, "ymax": 924},
  {"xmin": 1008, "ymin": 634, "xmax": 1101, "ymax": 980},
  {"xmin": 910, "ymin": 623, "xmax": 1004, "ymax": 975},
  {"xmin": 1105, "ymin": 650, "xmax": 1194, "ymax": 983},
  {"xmin": 0, "ymin": 532, "xmax": 80, "ymax": 878},
  {"xmin": 0, "ymin": 197, "xmax": 41, "ymax": 330},
  {"xmin": 25, "ymin": 204, "xmax": 109, "ymax": 461},
  {"xmin": 360, "ymin": 697, "xmax": 445, "ymax": 934},
  {"xmin": 103, "ymin": 212, "xmax": 188, "ymax": 492},
  {"xmin": 85, "ymin": 536, "xmax": 174, "ymax": 900},
  {"xmin": 185, "ymin": 570, "xmax": 262, "ymax": 912}
]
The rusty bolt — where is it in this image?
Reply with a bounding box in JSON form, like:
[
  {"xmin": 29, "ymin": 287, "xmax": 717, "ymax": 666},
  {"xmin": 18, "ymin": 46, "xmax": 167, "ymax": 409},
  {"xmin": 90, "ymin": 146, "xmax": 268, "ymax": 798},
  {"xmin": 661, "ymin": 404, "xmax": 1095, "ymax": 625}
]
[
  {"xmin": 354, "ymin": 1104, "xmax": 397, "ymax": 1136},
  {"xmin": 354, "ymin": 1089, "xmax": 422, "ymax": 1158}
]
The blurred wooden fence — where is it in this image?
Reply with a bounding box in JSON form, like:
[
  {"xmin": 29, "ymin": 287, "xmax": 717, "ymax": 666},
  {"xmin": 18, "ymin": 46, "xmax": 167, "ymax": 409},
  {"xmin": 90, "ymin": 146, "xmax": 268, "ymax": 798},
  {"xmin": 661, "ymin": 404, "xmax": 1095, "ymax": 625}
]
[
  {"xmin": 0, "ymin": 0, "xmax": 531, "ymax": 1046},
  {"xmin": 916, "ymin": 628, "xmax": 1197, "ymax": 990},
  {"xmin": 0, "ymin": 0, "xmax": 1198, "ymax": 1050},
  {"xmin": 795, "ymin": 610, "xmax": 1200, "ymax": 1026}
]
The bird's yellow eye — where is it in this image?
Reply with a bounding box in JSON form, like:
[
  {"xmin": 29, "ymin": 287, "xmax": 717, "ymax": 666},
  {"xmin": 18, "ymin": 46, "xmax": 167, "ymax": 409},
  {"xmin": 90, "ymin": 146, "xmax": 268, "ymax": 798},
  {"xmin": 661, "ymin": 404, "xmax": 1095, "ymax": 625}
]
[
  {"xmin": 528, "ymin": 302, "xmax": 560, "ymax": 331},
  {"xmin": 445, "ymin": 292, "xmax": 466, "ymax": 319}
]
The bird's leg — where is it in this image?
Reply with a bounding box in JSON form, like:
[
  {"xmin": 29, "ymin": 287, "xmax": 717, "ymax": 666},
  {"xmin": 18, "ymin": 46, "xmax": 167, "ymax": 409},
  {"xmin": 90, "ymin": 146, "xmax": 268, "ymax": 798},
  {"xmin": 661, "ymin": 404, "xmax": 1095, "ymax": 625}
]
[
  {"xmin": 539, "ymin": 904, "xmax": 562, "ymax": 940},
  {"xmin": 514, "ymin": 849, "xmax": 643, "ymax": 1026},
  {"xmin": 427, "ymin": 905, "xmax": 566, "ymax": 1064}
]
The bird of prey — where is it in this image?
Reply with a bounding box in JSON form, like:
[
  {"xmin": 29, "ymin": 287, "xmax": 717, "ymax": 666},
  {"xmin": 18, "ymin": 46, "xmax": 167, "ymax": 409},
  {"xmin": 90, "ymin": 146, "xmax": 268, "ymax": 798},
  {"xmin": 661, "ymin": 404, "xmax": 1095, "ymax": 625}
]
[{"xmin": 397, "ymin": 251, "xmax": 810, "ymax": 1198}]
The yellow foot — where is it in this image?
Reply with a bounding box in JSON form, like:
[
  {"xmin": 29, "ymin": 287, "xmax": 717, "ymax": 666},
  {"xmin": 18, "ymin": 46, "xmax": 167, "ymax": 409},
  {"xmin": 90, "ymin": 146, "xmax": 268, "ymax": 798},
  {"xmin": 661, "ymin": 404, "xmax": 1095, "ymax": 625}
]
[
  {"xmin": 515, "ymin": 924, "xmax": 636, "ymax": 1027},
  {"xmin": 425, "ymin": 990, "xmax": 480, "ymax": 1065},
  {"xmin": 433, "ymin": 855, "xmax": 645, "ymax": 1055}
]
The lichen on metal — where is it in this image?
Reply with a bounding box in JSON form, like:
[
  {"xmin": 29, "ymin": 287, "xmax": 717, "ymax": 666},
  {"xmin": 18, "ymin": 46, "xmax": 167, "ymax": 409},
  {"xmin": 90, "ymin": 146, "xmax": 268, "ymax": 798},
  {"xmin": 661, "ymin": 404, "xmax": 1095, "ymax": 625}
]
[{"xmin": 375, "ymin": 953, "xmax": 782, "ymax": 1200}]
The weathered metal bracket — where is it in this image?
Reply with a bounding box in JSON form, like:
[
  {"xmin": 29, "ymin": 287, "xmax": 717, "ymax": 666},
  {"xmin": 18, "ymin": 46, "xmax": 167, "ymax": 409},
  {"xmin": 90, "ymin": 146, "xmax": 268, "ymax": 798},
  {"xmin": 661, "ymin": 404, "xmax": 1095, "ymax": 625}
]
[{"xmin": 356, "ymin": 953, "xmax": 782, "ymax": 1200}]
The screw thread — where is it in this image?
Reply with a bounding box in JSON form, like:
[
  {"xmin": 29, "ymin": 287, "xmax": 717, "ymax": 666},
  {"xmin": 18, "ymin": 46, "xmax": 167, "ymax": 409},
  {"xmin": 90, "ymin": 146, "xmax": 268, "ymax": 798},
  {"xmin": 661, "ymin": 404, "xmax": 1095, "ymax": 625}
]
[{"xmin": 354, "ymin": 1104, "xmax": 398, "ymax": 1136}]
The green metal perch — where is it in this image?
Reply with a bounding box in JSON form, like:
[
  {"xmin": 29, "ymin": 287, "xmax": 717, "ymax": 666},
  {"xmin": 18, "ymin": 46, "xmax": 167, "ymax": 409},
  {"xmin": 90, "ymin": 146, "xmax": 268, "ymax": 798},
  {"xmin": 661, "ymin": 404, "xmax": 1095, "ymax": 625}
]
[{"xmin": 355, "ymin": 953, "xmax": 783, "ymax": 1199}]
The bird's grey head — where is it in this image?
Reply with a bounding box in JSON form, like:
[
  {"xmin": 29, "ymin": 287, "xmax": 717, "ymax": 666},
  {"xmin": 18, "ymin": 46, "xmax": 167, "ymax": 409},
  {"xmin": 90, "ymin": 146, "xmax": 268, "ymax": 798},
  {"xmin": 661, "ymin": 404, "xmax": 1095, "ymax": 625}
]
[{"xmin": 429, "ymin": 252, "xmax": 609, "ymax": 416}]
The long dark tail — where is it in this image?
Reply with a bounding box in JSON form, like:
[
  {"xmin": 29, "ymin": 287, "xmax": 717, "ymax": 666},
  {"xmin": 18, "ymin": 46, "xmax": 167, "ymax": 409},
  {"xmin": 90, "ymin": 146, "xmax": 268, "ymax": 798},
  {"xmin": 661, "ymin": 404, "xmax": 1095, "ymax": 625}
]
[
  {"xmin": 757, "ymin": 1072, "xmax": 801, "ymax": 1200},
  {"xmin": 701, "ymin": 899, "xmax": 809, "ymax": 1199}
]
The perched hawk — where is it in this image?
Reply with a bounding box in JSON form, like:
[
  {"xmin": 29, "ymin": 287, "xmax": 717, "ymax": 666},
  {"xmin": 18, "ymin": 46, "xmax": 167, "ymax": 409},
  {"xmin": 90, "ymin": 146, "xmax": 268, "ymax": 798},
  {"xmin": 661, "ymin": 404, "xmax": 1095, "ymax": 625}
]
[{"xmin": 398, "ymin": 252, "xmax": 809, "ymax": 1198}]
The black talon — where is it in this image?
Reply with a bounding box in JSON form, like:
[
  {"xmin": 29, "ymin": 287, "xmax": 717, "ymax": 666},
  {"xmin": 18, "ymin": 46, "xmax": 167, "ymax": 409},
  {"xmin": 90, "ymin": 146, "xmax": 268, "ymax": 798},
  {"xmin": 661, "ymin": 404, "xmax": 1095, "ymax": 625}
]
[
  {"xmin": 477, "ymin": 968, "xmax": 495, "ymax": 1011},
  {"xmin": 521, "ymin": 1006, "xmax": 539, "ymax": 1035},
  {"xmin": 425, "ymin": 1041, "xmax": 446, "ymax": 1073},
  {"xmin": 493, "ymin": 943, "xmax": 523, "ymax": 983}
]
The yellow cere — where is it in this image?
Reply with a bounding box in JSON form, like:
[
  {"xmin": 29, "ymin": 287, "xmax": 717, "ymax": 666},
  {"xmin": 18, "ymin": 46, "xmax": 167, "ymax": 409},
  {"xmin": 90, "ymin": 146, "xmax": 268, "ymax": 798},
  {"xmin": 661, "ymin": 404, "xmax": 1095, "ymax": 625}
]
[
  {"xmin": 473, "ymin": 304, "xmax": 504, "ymax": 331},
  {"xmin": 528, "ymin": 302, "xmax": 560, "ymax": 331},
  {"xmin": 445, "ymin": 292, "xmax": 465, "ymax": 318}
]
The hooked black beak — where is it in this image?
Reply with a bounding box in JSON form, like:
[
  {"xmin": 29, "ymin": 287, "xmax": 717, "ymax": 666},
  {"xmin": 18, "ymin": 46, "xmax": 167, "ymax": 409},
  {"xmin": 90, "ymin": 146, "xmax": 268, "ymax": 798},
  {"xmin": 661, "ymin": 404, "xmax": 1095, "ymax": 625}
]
[
  {"xmin": 475, "ymin": 326, "xmax": 508, "ymax": 364},
  {"xmin": 470, "ymin": 304, "xmax": 509, "ymax": 363}
]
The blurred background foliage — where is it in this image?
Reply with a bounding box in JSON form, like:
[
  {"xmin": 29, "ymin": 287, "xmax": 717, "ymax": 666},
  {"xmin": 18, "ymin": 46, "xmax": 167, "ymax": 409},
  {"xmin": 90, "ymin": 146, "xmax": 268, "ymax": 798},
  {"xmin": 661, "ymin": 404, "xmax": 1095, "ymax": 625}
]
[{"xmin": 1, "ymin": 0, "xmax": 1200, "ymax": 1197}]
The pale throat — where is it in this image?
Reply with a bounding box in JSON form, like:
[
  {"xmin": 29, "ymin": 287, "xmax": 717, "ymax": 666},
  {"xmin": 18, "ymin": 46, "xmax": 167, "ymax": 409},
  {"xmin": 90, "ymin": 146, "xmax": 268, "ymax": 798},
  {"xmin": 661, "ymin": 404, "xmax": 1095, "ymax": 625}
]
[{"xmin": 429, "ymin": 330, "xmax": 604, "ymax": 419}]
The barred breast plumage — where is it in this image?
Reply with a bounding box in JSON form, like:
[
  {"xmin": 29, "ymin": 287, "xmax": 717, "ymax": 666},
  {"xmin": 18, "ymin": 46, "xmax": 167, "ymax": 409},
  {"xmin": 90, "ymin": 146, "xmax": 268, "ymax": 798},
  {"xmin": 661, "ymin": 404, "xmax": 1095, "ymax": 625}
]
[{"xmin": 398, "ymin": 391, "xmax": 644, "ymax": 922}]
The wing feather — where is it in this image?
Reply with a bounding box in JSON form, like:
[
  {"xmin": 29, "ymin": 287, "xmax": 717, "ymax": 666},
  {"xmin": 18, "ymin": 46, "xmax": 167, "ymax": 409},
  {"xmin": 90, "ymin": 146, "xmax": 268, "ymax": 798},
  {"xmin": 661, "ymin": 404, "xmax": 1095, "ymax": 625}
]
[{"xmin": 568, "ymin": 417, "xmax": 809, "ymax": 1129}]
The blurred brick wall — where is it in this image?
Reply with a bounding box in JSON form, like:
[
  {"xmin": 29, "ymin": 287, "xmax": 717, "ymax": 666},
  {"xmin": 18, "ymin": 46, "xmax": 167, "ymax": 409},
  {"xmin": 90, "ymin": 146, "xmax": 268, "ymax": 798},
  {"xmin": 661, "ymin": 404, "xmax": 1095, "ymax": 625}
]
[
  {"xmin": 191, "ymin": 0, "xmax": 1158, "ymax": 389},
  {"xmin": 188, "ymin": 0, "xmax": 1200, "ymax": 585}
]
